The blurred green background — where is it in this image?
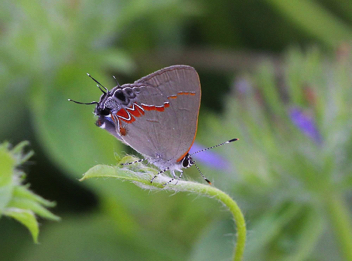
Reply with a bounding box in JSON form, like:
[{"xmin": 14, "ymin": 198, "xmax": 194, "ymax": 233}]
[{"xmin": 1, "ymin": 0, "xmax": 352, "ymax": 260}]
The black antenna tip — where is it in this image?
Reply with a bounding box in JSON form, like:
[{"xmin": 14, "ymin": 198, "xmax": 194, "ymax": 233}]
[
  {"xmin": 228, "ymin": 138, "xmax": 239, "ymax": 143},
  {"xmin": 205, "ymin": 178, "xmax": 212, "ymax": 185}
]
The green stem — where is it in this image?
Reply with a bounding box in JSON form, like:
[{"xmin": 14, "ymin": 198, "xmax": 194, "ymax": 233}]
[
  {"xmin": 208, "ymin": 186, "xmax": 246, "ymax": 261},
  {"xmin": 81, "ymin": 163, "xmax": 247, "ymax": 260},
  {"xmin": 325, "ymin": 192, "xmax": 352, "ymax": 260},
  {"xmin": 175, "ymin": 182, "xmax": 246, "ymax": 261}
]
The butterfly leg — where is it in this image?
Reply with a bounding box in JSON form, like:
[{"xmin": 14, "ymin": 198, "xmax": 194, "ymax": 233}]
[
  {"xmin": 163, "ymin": 170, "xmax": 179, "ymax": 186},
  {"xmin": 150, "ymin": 167, "xmax": 169, "ymax": 183},
  {"xmin": 168, "ymin": 170, "xmax": 183, "ymax": 186},
  {"xmin": 120, "ymin": 158, "xmax": 145, "ymax": 166},
  {"xmin": 176, "ymin": 170, "xmax": 184, "ymax": 185}
]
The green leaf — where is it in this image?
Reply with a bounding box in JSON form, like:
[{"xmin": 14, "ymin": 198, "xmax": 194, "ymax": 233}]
[
  {"xmin": 13, "ymin": 185, "xmax": 57, "ymax": 208},
  {"xmin": 0, "ymin": 143, "xmax": 15, "ymax": 187},
  {"xmin": 4, "ymin": 208, "xmax": 39, "ymax": 243},
  {"xmin": 0, "ymin": 141, "xmax": 60, "ymax": 242},
  {"xmin": 0, "ymin": 145, "xmax": 15, "ymax": 214},
  {"xmin": 8, "ymin": 197, "xmax": 60, "ymax": 221}
]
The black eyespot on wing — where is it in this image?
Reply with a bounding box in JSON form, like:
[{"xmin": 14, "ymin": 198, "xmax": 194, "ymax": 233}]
[
  {"xmin": 124, "ymin": 87, "xmax": 136, "ymax": 98},
  {"xmin": 114, "ymin": 89, "xmax": 126, "ymax": 102}
]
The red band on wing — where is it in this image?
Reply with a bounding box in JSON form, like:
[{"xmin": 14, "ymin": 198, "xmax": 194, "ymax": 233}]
[
  {"xmin": 116, "ymin": 108, "xmax": 135, "ymax": 123},
  {"xmin": 142, "ymin": 105, "xmax": 156, "ymax": 111},
  {"xmin": 136, "ymin": 104, "xmax": 145, "ymax": 115},
  {"xmin": 142, "ymin": 102, "xmax": 169, "ymax": 112},
  {"xmin": 112, "ymin": 90, "xmax": 198, "ymax": 141},
  {"xmin": 116, "ymin": 91, "xmax": 196, "ymax": 126},
  {"xmin": 117, "ymin": 108, "xmax": 129, "ymax": 119},
  {"xmin": 116, "ymin": 102, "xmax": 170, "ymax": 125},
  {"xmin": 128, "ymin": 109, "xmax": 140, "ymax": 118},
  {"xmin": 155, "ymin": 106, "xmax": 165, "ymax": 112},
  {"xmin": 168, "ymin": 92, "xmax": 196, "ymax": 100},
  {"xmin": 127, "ymin": 104, "xmax": 142, "ymax": 118}
]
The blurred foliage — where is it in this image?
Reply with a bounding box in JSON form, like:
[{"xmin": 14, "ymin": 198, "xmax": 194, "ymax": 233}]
[
  {"xmin": 1, "ymin": 0, "xmax": 352, "ymax": 260},
  {"xmin": 199, "ymin": 47, "xmax": 352, "ymax": 261},
  {"xmin": 0, "ymin": 141, "xmax": 59, "ymax": 243}
]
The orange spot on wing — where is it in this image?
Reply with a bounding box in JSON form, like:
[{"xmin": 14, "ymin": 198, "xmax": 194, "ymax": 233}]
[
  {"xmin": 110, "ymin": 114, "xmax": 127, "ymax": 136},
  {"xmin": 120, "ymin": 126, "xmax": 127, "ymax": 136},
  {"xmin": 169, "ymin": 92, "xmax": 196, "ymax": 99},
  {"xmin": 179, "ymin": 92, "xmax": 196, "ymax": 96}
]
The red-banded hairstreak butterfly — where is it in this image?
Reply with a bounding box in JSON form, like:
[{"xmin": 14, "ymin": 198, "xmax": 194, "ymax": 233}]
[{"xmin": 69, "ymin": 65, "xmax": 237, "ymax": 185}]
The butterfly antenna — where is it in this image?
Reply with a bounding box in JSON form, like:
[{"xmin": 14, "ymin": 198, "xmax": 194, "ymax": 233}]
[
  {"xmin": 68, "ymin": 99, "xmax": 98, "ymax": 105},
  {"xmin": 190, "ymin": 138, "xmax": 238, "ymax": 156},
  {"xmin": 193, "ymin": 160, "xmax": 212, "ymax": 185},
  {"xmin": 113, "ymin": 76, "xmax": 121, "ymax": 88},
  {"xmin": 87, "ymin": 73, "xmax": 109, "ymax": 93}
]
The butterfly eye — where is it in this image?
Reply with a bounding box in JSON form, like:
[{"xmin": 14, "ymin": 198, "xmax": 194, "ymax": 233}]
[
  {"xmin": 98, "ymin": 107, "xmax": 111, "ymax": 116},
  {"xmin": 182, "ymin": 157, "xmax": 190, "ymax": 168}
]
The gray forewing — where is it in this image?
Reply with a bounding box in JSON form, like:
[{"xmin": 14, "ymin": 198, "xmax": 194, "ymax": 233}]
[{"xmin": 120, "ymin": 65, "xmax": 201, "ymax": 167}]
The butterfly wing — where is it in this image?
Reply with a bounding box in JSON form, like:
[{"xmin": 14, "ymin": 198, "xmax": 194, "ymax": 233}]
[{"xmin": 114, "ymin": 65, "xmax": 201, "ymax": 165}]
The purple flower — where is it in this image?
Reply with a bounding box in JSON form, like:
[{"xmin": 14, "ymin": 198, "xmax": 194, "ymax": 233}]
[
  {"xmin": 235, "ymin": 78, "xmax": 252, "ymax": 94},
  {"xmin": 289, "ymin": 107, "xmax": 322, "ymax": 144},
  {"xmin": 189, "ymin": 142, "xmax": 231, "ymax": 171}
]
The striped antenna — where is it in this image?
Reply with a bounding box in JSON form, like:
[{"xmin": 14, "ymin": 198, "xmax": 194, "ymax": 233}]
[{"xmin": 190, "ymin": 138, "xmax": 238, "ymax": 156}]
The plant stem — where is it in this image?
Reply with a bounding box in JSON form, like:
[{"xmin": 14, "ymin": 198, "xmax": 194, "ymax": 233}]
[
  {"xmin": 325, "ymin": 192, "xmax": 352, "ymax": 260},
  {"xmin": 213, "ymin": 188, "xmax": 246, "ymax": 261},
  {"xmin": 81, "ymin": 164, "xmax": 247, "ymax": 260},
  {"xmin": 181, "ymin": 183, "xmax": 246, "ymax": 261}
]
